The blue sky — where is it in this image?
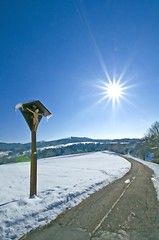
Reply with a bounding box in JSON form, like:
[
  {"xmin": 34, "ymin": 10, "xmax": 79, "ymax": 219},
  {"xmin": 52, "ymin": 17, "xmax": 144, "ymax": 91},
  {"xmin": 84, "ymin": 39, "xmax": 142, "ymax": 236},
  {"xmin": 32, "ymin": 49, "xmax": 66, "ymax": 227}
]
[{"xmin": 1, "ymin": 0, "xmax": 159, "ymax": 143}]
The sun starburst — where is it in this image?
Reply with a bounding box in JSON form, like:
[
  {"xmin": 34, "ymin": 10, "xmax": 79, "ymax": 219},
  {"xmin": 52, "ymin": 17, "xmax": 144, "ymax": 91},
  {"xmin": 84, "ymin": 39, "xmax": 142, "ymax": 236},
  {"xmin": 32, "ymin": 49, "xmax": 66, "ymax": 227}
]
[
  {"xmin": 106, "ymin": 80, "xmax": 123, "ymax": 102},
  {"xmin": 97, "ymin": 76, "xmax": 130, "ymax": 108}
]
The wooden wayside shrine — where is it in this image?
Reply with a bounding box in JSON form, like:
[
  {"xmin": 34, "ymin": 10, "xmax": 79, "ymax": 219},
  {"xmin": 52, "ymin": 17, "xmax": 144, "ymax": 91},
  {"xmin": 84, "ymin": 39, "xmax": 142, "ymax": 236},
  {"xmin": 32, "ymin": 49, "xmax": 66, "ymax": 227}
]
[{"xmin": 16, "ymin": 100, "xmax": 52, "ymax": 198}]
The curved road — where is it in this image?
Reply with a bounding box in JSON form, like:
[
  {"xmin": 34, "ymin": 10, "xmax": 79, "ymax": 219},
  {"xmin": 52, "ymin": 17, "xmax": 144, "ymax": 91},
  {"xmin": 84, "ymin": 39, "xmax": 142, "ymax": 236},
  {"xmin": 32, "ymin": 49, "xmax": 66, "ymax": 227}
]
[{"xmin": 20, "ymin": 156, "xmax": 159, "ymax": 240}]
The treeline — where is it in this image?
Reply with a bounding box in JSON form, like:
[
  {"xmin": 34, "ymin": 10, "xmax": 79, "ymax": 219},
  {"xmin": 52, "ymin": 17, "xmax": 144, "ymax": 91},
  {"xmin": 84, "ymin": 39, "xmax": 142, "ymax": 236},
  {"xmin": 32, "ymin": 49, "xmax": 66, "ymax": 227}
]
[
  {"xmin": 0, "ymin": 142, "xmax": 135, "ymax": 164},
  {"xmin": 38, "ymin": 143, "xmax": 106, "ymax": 158},
  {"xmin": 37, "ymin": 142, "xmax": 134, "ymax": 159},
  {"xmin": 0, "ymin": 136, "xmax": 140, "ymax": 152},
  {"xmin": 0, "ymin": 154, "xmax": 30, "ymax": 165},
  {"xmin": 2, "ymin": 121, "xmax": 159, "ymax": 164},
  {"xmin": 131, "ymin": 121, "xmax": 159, "ymax": 164}
]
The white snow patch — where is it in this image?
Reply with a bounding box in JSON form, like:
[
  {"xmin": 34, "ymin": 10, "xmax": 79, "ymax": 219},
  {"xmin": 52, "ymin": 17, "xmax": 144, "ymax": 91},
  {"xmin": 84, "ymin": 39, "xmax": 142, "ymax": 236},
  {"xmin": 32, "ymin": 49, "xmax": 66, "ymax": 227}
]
[
  {"xmin": 0, "ymin": 151, "xmax": 10, "ymax": 157},
  {"xmin": 46, "ymin": 114, "xmax": 52, "ymax": 120},
  {"xmin": 125, "ymin": 179, "xmax": 130, "ymax": 184},
  {"xmin": 0, "ymin": 152, "xmax": 130, "ymax": 240},
  {"xmin": 15, "ymin": 103, "xmax": 23, "ymax": 110},
  {"xmin": 37, "ymin": 142, "xmax": 103, "ymax": 151}
]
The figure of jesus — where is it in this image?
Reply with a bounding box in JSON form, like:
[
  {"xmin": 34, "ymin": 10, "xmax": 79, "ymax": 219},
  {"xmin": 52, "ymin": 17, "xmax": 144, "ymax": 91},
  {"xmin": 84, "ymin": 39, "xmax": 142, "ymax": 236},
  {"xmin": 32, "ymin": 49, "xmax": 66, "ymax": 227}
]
[{"xmin": 26, "ymin": 108, "xmax": 43, "ymax": 132}]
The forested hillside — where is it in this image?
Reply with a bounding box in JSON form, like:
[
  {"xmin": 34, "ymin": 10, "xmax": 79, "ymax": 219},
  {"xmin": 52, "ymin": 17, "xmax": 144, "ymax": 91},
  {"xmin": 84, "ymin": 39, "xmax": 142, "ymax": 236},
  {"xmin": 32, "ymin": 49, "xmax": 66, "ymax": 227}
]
[{"xmin": 0, "ymin": 137, "xmax": 140, "ymax": 165}]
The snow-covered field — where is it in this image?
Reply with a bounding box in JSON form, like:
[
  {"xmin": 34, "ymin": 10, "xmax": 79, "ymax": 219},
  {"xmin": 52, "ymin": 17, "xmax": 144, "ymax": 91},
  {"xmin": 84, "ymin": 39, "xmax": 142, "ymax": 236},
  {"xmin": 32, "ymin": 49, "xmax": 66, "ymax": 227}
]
[{"xmin": 0, "ymin": 152, "xmax": 130, "ymax": 240}]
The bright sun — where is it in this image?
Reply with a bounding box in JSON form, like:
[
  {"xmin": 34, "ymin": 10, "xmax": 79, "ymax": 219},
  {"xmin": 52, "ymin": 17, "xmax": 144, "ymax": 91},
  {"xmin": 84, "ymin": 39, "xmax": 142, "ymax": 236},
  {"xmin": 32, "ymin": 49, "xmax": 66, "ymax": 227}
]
[
  {"xmin": 106, "ymin": 81, "xmax": 123, "ymax": 101},
  {"xmin": 97, "ymin": 77, "xmax": 128, "ymax": 107}
]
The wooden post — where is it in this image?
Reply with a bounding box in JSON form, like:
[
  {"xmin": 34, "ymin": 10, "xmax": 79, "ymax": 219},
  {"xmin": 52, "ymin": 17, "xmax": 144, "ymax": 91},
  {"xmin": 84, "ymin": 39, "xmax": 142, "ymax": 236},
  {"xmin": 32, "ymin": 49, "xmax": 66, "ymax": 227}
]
[{"xmin": 30, "ymin": 127, "xmax": 37, "ymax": 198}]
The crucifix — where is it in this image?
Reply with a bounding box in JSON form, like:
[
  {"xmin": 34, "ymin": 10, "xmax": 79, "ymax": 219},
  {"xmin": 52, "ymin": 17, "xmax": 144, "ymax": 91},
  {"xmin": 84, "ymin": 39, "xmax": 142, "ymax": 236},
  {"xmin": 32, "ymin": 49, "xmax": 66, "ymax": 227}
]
[{"xmin": 16, "ymin": 100, "xmax": 52, "ymax": 198}]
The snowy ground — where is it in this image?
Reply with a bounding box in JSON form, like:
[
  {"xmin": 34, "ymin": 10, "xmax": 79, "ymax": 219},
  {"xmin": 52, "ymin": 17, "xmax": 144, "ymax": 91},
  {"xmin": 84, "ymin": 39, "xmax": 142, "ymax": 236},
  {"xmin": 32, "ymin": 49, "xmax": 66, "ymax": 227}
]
[
  {"xmin": 129, "ymin": 155, "xmax": 159, "ymax": 200},
  {"xmin": 0, "ymin": 152, "xmax": 131, "ymax": 240}
]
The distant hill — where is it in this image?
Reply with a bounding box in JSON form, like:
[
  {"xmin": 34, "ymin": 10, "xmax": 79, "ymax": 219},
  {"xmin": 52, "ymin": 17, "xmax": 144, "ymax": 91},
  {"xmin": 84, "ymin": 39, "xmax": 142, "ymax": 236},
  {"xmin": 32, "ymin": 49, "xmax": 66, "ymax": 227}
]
[
  {"xmin": 0, "ymin": 136, "xmax": 141, "ymax": 152},
  {"xmin": 0, "ymin": 136, "xmax": 142, "ymax": 165}
]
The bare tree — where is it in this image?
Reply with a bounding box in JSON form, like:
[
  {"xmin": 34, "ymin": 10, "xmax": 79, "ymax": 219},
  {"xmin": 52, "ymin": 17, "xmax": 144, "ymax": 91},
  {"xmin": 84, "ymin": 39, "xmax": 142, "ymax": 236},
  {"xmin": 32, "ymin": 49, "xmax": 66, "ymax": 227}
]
[{"xmin": 145, "ymin": 121, "xmax": 159, "ymax": 147}]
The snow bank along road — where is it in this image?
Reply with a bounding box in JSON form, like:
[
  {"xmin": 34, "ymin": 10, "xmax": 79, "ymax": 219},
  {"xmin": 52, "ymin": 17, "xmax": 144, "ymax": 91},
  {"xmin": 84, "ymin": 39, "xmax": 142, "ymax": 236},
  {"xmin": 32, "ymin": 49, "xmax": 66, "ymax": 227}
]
[{"xmin": 21, "ymin": 156, "xmax": 159, "ymax": 240}]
